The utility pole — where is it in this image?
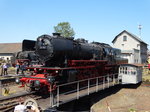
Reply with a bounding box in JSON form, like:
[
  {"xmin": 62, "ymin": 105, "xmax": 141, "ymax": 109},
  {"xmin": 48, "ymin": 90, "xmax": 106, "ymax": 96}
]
[
  {"xmin": 138, "ymin": 24, "xmax": 142, "ymax": 38},
  {"xmin": 138, "ymin": 24, "xmax": 142, "ymax": 64}
]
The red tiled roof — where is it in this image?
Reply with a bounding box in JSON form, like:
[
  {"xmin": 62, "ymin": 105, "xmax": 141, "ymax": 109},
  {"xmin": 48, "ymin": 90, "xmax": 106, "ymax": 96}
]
[{"xmin": 0, "ymin": 43, "xmax": 22, "ymax": 53}]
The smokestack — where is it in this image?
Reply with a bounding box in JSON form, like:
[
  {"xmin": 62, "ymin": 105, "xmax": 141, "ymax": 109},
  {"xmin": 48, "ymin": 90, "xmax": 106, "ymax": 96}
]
[{"xmin": 52, "ymin": 33, "xmax": 61, "ymax": 37}]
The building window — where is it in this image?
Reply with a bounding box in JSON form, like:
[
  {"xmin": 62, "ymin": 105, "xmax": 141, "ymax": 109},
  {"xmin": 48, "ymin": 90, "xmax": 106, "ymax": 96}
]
[
  {"xmin": 122, "ymin": 44, "xmax": 124, "ymax": 47},
  {"xmin": 123, "ymin": 36, "xmax": 127, "ymax": 41},
  {"xmin": 137, "ymin": 44, "xmax": 140, "ymax": 48}
]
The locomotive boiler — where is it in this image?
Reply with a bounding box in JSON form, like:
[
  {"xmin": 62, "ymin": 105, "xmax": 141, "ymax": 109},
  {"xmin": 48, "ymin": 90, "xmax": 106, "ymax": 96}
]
[{"xmin": 35, "ymin": 33, "xmax": 117, "ymax": 67}]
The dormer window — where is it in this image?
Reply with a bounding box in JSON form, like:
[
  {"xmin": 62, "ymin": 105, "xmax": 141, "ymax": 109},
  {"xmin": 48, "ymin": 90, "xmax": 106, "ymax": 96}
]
[{"xmin": 123, "ymin": 36, "xmax": 127, "ymax": 41}]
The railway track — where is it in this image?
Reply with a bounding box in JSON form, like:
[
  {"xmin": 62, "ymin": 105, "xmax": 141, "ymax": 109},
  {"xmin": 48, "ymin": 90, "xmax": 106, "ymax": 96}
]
[
  {"xmin": 0, "ymin": 81, "xmax": 149, "ymax": 112},
  {"xmin": 0, "ymin": 92, "xmax": 42, "ymax": 112}
]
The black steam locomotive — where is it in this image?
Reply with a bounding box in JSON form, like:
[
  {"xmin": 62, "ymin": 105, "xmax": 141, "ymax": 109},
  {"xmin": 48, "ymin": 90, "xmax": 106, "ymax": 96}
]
[
  {"xmin": 12, "ymin": 40, "xmax": 39, "ymax": 65},
  {"xmin": 17, "ymin": 33, "xmax": 127, "ymax": 93},
  {"xmin": 35, "ymin": 33, "xmax": 120, "ymax": 67}
]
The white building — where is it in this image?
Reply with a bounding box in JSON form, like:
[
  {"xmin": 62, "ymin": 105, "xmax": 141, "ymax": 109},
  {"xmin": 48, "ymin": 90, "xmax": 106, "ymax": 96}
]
[
  {"xmin": 112, "ymin": 30, "xmax": 148, "ymax": 64},
  {"xmin": 0, "ymin": 43, "xmax": 22, "ymax": 61}
]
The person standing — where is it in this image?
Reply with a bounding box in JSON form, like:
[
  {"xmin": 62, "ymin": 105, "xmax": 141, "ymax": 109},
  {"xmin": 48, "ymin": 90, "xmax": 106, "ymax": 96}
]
[
  {"xmin": 21, "ymin": 63, "xmax": 27, "ymax": 75},
  {"xmin": 3, "ymin": 63, "xmax": 8, "ymax": 76},
  {"xmin": 0, "ymin": 63, "xmax": 3, "ymax": 76},
  {"xmin": 16, "ymin": 63, "xmax": 20, "ymax": 75}
]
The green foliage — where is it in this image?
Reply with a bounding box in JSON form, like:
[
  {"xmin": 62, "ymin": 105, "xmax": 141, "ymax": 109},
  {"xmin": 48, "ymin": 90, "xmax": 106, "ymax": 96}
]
[
  {"xmin": 129, "ymin": 108, "xmax": 136, "ymax": 112},
  {"xmin": 0, "ymin": 58, "xmax": 6, "ymax": 65},
  {"xmin": 54, "ymin": 22, "xmax": 75, "ymax": 37}
]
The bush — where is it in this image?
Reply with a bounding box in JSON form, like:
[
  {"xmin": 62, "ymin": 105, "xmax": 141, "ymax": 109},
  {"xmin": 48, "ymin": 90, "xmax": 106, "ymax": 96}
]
[{"xmin": 129, "ymin": 108, "xmax": 136, "ymax": 112}]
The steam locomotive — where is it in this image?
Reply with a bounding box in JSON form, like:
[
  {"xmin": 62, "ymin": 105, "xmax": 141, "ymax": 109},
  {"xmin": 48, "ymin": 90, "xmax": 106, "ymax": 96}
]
[
  {"xmin": 16, "ymin": 33, "xmax": 127, "ymax": 93},
  {"xmin": 12, "ymin": 40, "xmax": 39, "ymax": 66}
]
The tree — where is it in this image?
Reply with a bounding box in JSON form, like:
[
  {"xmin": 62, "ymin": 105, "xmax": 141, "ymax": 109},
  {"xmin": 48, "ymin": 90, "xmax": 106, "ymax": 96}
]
[{"xmin": 54, "ymin": 22, "xmax": 75, "ymax": 37}]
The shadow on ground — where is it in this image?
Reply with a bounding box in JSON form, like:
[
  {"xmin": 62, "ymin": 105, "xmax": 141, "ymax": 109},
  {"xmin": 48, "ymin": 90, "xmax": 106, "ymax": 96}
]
[{"xmin": 57, "ymin": 85, "xmax": 123, "ymax": 112}]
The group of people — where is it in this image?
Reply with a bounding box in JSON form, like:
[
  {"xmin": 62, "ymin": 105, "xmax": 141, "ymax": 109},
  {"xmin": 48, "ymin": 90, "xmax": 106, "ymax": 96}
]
[
  {"xmin": 0, "ymin": 62, "xmax": 28, "ymax": 76},
  {"xmin": 15, "ymin": 62, "xmax": 27, "ymax": 75}
]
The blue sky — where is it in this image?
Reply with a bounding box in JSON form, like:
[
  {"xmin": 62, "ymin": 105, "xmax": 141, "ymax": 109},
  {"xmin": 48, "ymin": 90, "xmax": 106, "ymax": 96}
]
[{"xmin": 0, "ymin": 0, "xmax": 150, "ymax": 47}]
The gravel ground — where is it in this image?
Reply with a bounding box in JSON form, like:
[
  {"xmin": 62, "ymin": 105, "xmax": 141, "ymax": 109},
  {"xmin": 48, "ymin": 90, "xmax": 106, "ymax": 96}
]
[
  {"xmin": 91, "ymin": 84, "xmax": 150, "ymax": 112},
  {"xmin": 1, "ymin": 84, "xmax": 25, "ymax": 96}
]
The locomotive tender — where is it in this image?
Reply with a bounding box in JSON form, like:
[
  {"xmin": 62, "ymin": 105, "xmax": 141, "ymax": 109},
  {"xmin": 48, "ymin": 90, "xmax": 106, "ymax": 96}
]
[{"xmin": 17, "ymin": 33, "xmax": 126, "ymax": 93}]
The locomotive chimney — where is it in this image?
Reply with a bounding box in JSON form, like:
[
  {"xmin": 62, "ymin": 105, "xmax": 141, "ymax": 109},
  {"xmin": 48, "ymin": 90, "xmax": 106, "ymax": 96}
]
[{"xmin": 52, "ymin": 33, "xmax": 61, "ymax": 37}]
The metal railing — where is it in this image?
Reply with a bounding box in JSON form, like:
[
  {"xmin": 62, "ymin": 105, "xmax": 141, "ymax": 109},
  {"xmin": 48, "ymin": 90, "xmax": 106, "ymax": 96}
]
[{"xmin": 49, "ymin": 73, "xmax": 119, "ymax": 107}]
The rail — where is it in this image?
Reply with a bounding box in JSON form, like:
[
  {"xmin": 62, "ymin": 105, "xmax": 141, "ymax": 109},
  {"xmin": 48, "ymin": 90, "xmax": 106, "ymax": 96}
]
[{"xmin": 49, "ymin": 73, "xmax": 119, "ymax": 107}]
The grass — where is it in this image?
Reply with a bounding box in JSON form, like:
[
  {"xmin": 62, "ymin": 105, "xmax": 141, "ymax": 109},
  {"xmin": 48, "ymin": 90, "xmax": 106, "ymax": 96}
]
[
  {"xmin": 142, "ymin": 76, "xmax": 150, "ymax": 83},
  {"xmin": 7, "ymin": 67, "xmax": 16, "ymax": 74},
  {"xmin": 143, "ymin": 68, "xmax": 150, "ymax": 75},
  {"xmin": 142, "ymin": 68, "xmax": 150, "ymax": 82}
]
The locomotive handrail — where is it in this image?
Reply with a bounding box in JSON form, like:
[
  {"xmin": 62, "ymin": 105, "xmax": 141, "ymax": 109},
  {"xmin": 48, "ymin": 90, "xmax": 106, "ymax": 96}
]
[{"xmin": 57, "ymin": 76, "xmax": 100, "ymax": 87}]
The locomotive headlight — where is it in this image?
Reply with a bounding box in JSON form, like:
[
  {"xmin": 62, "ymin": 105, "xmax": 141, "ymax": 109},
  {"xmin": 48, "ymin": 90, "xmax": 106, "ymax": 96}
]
[
  {"xmin": 34, "ymin": 80, "xmax": 40, "ymax": 87},
  {"xmin": 47, "ymin": 76, "xmax": 55, "ymax": 83},
  {"xmin": 15, "ymin": 78, "xmax": 20, "ymax": 84}
]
